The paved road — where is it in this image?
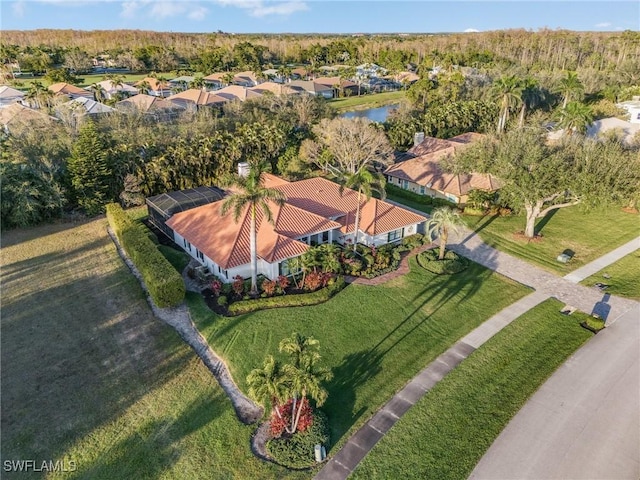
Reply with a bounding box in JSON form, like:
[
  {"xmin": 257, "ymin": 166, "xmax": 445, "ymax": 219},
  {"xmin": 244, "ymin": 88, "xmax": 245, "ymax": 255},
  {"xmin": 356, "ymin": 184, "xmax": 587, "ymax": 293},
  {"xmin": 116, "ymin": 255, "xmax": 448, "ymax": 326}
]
[{"xmin": 469, "ymin": 305, "xmax": 640, "ymax": 480}]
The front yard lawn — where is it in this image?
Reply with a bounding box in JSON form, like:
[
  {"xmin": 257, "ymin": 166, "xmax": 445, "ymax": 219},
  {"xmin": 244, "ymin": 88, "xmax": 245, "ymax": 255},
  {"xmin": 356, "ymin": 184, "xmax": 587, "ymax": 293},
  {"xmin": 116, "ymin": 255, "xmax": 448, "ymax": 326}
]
[
  {"xmin": 462, "ymin": 207, "xmax": 639, "ymax": 273},
  {"xmin": 352, "ymin": 298, "xmax": 593, "ymax": 479},
  {"xmin": 580, "ymin": 250, "xmax": 640, "ymax": 299},
  {"xmin": 188, "ymin": 257, "xmax": 530, "ymax": 454}
]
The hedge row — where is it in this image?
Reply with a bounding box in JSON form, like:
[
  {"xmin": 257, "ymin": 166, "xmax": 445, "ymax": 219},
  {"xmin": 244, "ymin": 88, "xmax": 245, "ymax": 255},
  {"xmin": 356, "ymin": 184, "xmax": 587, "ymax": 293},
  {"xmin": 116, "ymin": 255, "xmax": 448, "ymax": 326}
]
[
  {"xmin": 227, "ymin": 276, "xmax": 346, "ymax": 316},
  {"xmin": 416, "ymin": 249, "xmax": 470, "ymax": 275},
  {"xmin": 106, "ymin": 203, "xmax": 185, "ymax": 308},
  {"xmin": 386, "ymin": 183, "xmax": 456, "ymax": 208}
]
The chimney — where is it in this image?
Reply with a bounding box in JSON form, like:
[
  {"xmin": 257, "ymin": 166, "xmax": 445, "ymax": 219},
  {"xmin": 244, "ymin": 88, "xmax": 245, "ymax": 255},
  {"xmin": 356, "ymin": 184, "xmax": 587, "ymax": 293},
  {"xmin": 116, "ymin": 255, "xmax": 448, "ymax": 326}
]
[
  {"xmin": 237, "ymin": 162, "xmax": 250, "ymax": 177},
  {"xmin": 414, "ymin": 132, "xmax": 425, "ymax": 147}
]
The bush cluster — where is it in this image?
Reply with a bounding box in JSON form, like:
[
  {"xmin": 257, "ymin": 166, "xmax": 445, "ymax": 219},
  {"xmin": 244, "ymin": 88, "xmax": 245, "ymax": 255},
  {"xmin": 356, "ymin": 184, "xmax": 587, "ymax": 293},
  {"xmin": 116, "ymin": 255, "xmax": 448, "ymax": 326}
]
[
  {"xmin": 227, "ymin": 276, "xmax": 346, "ymax": 316},
  {"xmin": 416, "ymin": 249, "xmax": 470, "ymax": 275},
  {"xmin": 106, "ymin": 203, "xmax": 185, "ymax": 308},
  {"xmin": 267, "ymin": 410, "xmax": 330, "ymax": 469}
]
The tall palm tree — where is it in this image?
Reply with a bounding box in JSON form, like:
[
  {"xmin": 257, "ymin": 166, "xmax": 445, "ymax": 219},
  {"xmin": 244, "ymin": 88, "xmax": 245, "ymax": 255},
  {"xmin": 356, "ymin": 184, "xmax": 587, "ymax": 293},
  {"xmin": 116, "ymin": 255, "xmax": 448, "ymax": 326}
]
[
  {"xmin": 26, "ymin": 80, "xmax": 51, "ymax": 109},
  {"xmin": 491, "ymin": 75, "xmax": 523, "ymax": 133},
  {"xmin": 518, "ymin": 77, "xmax": 545, "ymax": 128},
  {"xmin": 426, "ymin": 207, "xmax": 465, "ymax": 260},
  {"xmin": 557, "ymin": 71, "xmax": 584, "ymax": 108},
  {"xmin": 90, "ymin": 83, "xmax": 107, "ymax": 103},
  {"xmin": 556, "ymin": 101, "xmax": 593, "ymax": 136},
  {"xmin": 220, "ymin": 164, "xmax": 286, "ymax": 296},
  {"xmin": 338, "ymin": 169, "xmax": 386, "ymax": 251},
  {"xmin": 222, "ymin": 72, "xmax": 235, "ymax": 87},
  {"xmin": 246, "ymin": 355, "xmax": 290, "ymax": 423},
  {"xmin": 189, "ymin": 75, "xmax": 205, "ymax": 90},
  {"xmin": 136, "ymin": 80, "xmax": 151, "ymax": 95},
  {"xmin": 155, "ymin": 75, "xmax": 170, "ymax": 97},
  {"xmin": 279, "ymin": 333, "xmax": 320, "ymax": 369}
]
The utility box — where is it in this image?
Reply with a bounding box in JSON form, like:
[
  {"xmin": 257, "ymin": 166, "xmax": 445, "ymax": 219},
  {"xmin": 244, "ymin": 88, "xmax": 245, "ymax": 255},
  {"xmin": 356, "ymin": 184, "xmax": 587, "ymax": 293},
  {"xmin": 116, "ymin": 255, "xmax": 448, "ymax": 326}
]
[{"xmin": 314, "ymin": 444, "xmax": 326, "ymax": 462}]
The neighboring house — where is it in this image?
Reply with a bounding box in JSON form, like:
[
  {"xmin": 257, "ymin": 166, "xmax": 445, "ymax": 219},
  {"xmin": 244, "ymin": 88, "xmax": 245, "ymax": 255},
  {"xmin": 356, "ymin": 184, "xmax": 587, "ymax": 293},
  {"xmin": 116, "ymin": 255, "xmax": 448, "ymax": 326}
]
[
  {"xmin": 313, "ymin": 77, "xmax": 359, "ymax": 97},
  {"xmin": 135, "ymin": 77, "xmax": 172, "ymax": 97},
  {"xmin": 49, "ymin": 82, "xmax": 93, "ymax": 100},
  {"xmin": 88, "ymin": 80, "xmax": 138, "ymax": 99},
  {"xmin": 356, "ymin": 63, "xmax": 387, "ymax": 78},
  {"xmin": 232, "ymin": 71, "xmax": 260, "ymax": 87},
  {"xmin": 157, "ymin": 172, "xmax": 426, "ymax": 282},
  {"xmin": 393, "ymin": 71, "xmax": 420, "ymax": 87},
  {"xmin": 0, "ymin": 103, "xmax": 58, "ymax": 133},
  {"xmin": 385, "ymin": 133, "xmax": 499, "ymax": 205},
  {"xmin": 249, "ymin": 82, "xmax": 298, "ymax": 96},
  {"xmin": 213, "ymin": 85, "xmax": 263, "ymax": 102},
  {"xmin": 617, "ymin": 96, "xmax": 640, "ymax": 124},
  {"xmin": 287, "ymin": 80, "xmax": 334, "ymax": 98},
  {"xmin": 203, "ymin": 73, "xmax": 226, "ymax": 90},
  {"xmin": 57, "ymin": 97, "xmax": 115, "ymax": 116},
  {"xmin": 115, "ymin": 93, "xmax": 186, "ymax": 120},
  {"xmin": 169, "ymin": 76, "xmax": 196, "ymax": 90},
  {"xmin": 290, "ymin": 67, "xmax": 310, "ymax": 80},
  {"xmin": 166, "ymin": 89, "xmax": 228, "ymax": 109},
  {"xmin": 0, "ymin": 86, "xmax": 25, "ymax": 108}
]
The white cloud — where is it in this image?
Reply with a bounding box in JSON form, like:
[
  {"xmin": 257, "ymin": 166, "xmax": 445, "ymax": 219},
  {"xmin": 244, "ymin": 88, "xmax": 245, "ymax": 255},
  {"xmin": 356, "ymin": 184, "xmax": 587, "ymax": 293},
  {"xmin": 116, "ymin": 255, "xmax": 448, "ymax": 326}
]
[
  {"xmin": 119, "ymin": 1, "xmax": 210, "ymax": 21},
  {"xmin": 150, "ymin": 1, "xmax": 187, "ymax": 18},
  {"xmin": 464, "ymin": 28, "xmax": 480, "ymax": 33},
  {"xmin": 250, "ymin": 1, "xmax": 307, "ymax": 17},
  {"xmin": 12, "ymin": 0, "xmax": 26, "ymax": 16},
  {"xmin": 595, "ymin": 22, "xmax": 612, "ymax": 28},
  {"xmin": 188, "ymin": 5, "xmax": 208, "ymax": 19}
]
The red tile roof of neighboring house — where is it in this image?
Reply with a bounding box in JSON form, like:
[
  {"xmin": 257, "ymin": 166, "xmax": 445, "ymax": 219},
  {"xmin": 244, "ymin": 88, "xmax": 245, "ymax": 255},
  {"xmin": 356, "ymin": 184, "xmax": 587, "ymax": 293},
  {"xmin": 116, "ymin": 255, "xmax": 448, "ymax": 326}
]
[
  {"xmin": 213, "ymin": 85, "xmax": 262, "ymax": 102},
  {"xmin": 166, "ymin": 89, "xmax": 228, "ymax": 106},
  {"xmin": 165, "ymin": 174, "xmax": 426, "ymax": 269},
  {"xmin": 385, "ymin": 133, "xmax": 500, "ymax": 197},
  {"xmin": 48, "ymin": 82, "xmax": 92, "ymax": 98},
  {"xmin": 115, "ymin": 93, "xmax": 184, "ymax": 113}
]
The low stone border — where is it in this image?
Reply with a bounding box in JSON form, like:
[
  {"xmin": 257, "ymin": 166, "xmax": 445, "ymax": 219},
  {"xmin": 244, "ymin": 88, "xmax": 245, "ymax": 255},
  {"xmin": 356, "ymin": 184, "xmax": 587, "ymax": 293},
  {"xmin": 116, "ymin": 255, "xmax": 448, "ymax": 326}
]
[{"xmin": 107, "ymin": 227, "xmax": 263, "ymax": 424}]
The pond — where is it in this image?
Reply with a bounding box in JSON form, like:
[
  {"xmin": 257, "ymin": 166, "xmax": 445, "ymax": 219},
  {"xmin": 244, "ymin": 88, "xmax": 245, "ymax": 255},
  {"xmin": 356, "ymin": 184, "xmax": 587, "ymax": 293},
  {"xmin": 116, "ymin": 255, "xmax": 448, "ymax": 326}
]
[{"xmin": 340, "ymin": 103, "xmax": 399, "ymax": 123}]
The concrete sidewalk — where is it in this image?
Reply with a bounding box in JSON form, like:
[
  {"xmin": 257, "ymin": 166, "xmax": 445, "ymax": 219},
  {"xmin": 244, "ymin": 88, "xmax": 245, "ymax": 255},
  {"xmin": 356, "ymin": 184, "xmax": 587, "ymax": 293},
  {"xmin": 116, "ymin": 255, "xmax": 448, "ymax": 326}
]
[
  {"xmin": 314, "ymin": 291, "xmax": 548, "ymax": 480},
  {"xmin": 563, "ymin": 236, "xmax": 640, "ymax": 283}
]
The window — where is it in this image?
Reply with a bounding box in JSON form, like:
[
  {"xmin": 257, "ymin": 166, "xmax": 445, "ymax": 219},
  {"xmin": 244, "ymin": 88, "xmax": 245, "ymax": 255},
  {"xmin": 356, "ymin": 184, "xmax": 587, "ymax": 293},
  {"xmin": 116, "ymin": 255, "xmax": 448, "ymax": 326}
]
[
  {"xmin": 387, "ymin": 229, "xmax": 403, "ymax": 242},
  {"xmin": 402, "ymin": 180, "xmax": 409, "ymax": 190},
  {"xmin": 196, "ymin": 249, "xmax": 204, "ymax": 261},
  {"xmin": 300, "ymin": 236, "xmax": 309, "ymax": 244},
  {"xmin": 419, "ymin": 186, "xmax": 425, "ymax": 195},
  {"xmin": 183, "ymin": 238, "xmax": 191, "ymax": 251},
  {"xmin": 322, "ymin": 231, "xmax": 329, "ymax": 243}
]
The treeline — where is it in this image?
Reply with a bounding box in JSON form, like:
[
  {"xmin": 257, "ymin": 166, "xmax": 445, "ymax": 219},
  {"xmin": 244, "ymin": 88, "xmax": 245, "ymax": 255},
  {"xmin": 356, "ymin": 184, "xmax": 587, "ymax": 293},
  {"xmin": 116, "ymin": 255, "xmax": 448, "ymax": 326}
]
[
  {"xmin": 3, "ymin": 29, "xmax": 640, "ymax": 77},
  {"xmin": 0, "ymin": 95, "xmax": 332, "ymax": 229}
]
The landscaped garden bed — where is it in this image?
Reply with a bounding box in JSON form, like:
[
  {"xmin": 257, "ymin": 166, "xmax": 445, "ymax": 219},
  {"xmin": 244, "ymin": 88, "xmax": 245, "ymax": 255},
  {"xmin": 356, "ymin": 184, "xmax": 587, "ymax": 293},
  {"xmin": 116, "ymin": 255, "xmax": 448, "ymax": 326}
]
[{"xmin": 416, "ymin": 249, "xmax": 470, "ymax": 275}]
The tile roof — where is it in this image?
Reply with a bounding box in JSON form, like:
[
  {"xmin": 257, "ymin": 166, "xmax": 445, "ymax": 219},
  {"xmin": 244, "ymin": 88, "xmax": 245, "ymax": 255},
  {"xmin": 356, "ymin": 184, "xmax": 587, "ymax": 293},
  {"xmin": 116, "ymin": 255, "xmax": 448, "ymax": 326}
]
[
  {"xmin": 249, "ymin": 82, "xmax": 297, "ymax": 96},
  {"xmin": 385, "ymin": 133, "xmax": 500, "ymax": 197},
  {"xmin": 63, "ymin": 97, "xmax": 115, "ymax": 114},
  {"xmin": 0, "ymin": 103, "xmax": 57, "ymax": 126},
  {"xmin": 135, "ymin": 77, "xmax": 171, "ymax": 92},
  {"xmin": 165, "ymin": 175, "xmax": 426, "ymax": 269},
  {"xmin": 0, "ymin": 85, "xmax": 25, "ymax": 100},
  {"xmin": 313, "ymin": 76, "xmax": 358, "ymax": 88},
  {"xmin": 48, "ymin": 82, "xmax": 93, "ymax": 98},
  {"xmin": 115, "ymin": 93, "xmax": 185, "ymax": 113},
  {"xmin": 213, "ymin": 85, "xmax": 262, "ymax": 102},
  {"xmin": 166, "ymin": 89, "xmax": 228, "ymax": 106}
]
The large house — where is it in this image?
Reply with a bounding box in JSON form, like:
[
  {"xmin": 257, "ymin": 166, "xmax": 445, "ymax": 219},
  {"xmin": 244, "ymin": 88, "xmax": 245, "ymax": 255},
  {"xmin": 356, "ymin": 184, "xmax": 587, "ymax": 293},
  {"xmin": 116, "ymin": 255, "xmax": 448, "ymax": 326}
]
[
  {"xmin": 149, "ymin": 172, "xmax": 426, "ymax": 282},
  {"xmin": 0, "ymin": 86, "xmax": 25, "ymax": 108},
  {"xmin": 384, "ymin": 133, "xmax": 499, "ymax": 205}
]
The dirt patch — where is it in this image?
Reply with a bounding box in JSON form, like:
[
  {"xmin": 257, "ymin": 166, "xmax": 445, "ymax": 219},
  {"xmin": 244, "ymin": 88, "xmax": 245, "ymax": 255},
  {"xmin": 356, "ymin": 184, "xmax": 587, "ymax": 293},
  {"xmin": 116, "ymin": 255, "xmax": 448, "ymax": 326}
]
[{"xmin": 512, "ymin": 231, "xmax": 544, "ymax": 243}]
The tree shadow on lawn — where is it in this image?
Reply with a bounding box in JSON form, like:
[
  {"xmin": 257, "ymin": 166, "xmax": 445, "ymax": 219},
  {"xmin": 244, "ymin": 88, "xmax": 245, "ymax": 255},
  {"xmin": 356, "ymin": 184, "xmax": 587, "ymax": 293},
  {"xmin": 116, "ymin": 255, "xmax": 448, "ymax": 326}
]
[
  {"xmin": 0, "ymin": 269, "xmax": 193, "ymax": 471},
  {"xmin": 534, "ymin": 208, "xmax": 559, "ymax": 236},
  {"xmin": 66, "ymin": 394, "xmax": 223, "ymax": 480}
]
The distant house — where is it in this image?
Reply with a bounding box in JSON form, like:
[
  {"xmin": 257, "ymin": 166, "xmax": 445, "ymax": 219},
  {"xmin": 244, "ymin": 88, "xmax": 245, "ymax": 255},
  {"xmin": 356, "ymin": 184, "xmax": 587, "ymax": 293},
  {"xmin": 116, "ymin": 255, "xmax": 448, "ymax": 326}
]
[
  {"xmin": 290, "ymin": 67, "xmax": 310, "ymax": 80},
  {"xmin": 213, "ymin": 85, "xmax": 263, "ymax": 102},
  {"xmin": 166, "ymin": 89, "xmax": 228, "ymax": 109},
  {"xmin": 287, "ymin": 80, "xmax": 333, "ymax": 99},
  {"xmin": 57, "ymin": 97, "xmax": 115, "ymax": 116},
  {"xmin": 87, "ymin": 80, "xmax": 138, "ymax": 99},
  {"xmin": 159, "ymin": 172, "xmax": 426, "ymax": 282},
  {"xmin": 0, "ymin": 103, "xmax": 58, "ymax": 133},
  {"xmin": 586, "ymin": 117, "xmax": 640, "ymax": 143},
  {"xmin": 169, "ymin": 76, "xmax": 196, "ymax": 91},
  {"xmin": 249, "ymin": 82, "xmax": 298, "ymax": 96},
  {"xmin": 617, "ymin": 96, "xmax": 640, "ymax": 124},
  {"xmin": 202, "ymin": 73, "xmax": 227, "ymax": 90},
  {"xmin": 115, "ymin": 93, "xmax": 185, "ymax": 120},
  {"xmin": 135, "ymin": 77, "xmax": 172, "ymax": 97},
  {"xmin": 232, "ymin": 71, "xmax": 260, "ymax": 87},
  {"xmin": 385, "ymin": 133, "xmax": 499, "ymax": 206},
  {"xmin": 356, "ymin": 63, "xmax": 387, "ymax": 78},
  {"xmin": 48, "ymin": 82, "xmax": 93, "ymax": 100},
  {"xmin": 313, "ymin": 77, "xmax": 359, "ymax": 97},
  {"xmin": 0, "ymin": 86, "xmax": 25, "ymax": 108}
]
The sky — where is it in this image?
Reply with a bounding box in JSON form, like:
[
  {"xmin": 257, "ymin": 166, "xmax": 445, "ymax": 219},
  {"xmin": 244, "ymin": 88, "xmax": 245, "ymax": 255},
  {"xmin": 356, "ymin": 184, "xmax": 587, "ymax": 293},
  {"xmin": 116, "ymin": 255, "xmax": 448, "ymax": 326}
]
[{"xmin": 1, "ymin": 0, "xmax": 639, "ymax": 34}]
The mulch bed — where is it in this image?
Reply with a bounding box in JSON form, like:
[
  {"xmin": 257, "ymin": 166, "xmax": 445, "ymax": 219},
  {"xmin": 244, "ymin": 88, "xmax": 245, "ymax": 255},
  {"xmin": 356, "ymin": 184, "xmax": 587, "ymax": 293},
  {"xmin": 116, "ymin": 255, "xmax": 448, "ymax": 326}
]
[{"xmin": 512, "ymin": 231, "xmax": 544, "ymax": 243}]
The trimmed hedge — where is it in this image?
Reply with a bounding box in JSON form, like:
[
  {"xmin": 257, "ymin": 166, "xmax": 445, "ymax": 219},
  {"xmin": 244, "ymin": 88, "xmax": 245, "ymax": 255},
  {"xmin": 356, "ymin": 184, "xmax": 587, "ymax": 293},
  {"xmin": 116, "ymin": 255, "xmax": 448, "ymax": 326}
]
[
  {"xmin": 106, "ymin": 203, "xmax": 185, "ymax": 308},
  {"xmin": 417, "ymin": 249, "xmax": 470, "ymax": 275},
  {"xmin": 227, "ymin": 277, "xmax": 346, "ymax": 316},
  {"xmin": 267, "ymin": 410, "xmax": 330, "ymax": 469}
]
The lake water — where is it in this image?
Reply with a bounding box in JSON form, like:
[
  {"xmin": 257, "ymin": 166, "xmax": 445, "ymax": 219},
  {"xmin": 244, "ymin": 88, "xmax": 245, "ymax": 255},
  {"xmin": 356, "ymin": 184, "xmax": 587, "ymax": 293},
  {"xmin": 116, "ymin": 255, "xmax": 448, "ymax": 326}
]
[{"xmin": 340, "ymin": 104, "xmax": 399, "ymax": 123}]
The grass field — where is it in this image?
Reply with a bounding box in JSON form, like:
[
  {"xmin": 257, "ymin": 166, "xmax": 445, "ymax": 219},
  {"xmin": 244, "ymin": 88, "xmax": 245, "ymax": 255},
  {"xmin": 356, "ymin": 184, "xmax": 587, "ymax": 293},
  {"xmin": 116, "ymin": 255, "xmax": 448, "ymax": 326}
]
[
  {"xmin": 352, "ymin": 299, "xmax": 593, "ymax": 479},
  {"xmin": 188, "ymin": 257, "xmax": 529, "ymax": 455},
  {"xmin": 462, "ymin": 207, "xmax": 639, "ymax": 273},
  {"xmin": 328, "ymin": 91, "xmax": 405, "ymax": 112},
  {"xmin": 580, "ymin": 250, "xmax": 640, "ymax": 299},
  {"xmin": 0, "ymin": 218, "xmax": 302, "ymax": 479}
]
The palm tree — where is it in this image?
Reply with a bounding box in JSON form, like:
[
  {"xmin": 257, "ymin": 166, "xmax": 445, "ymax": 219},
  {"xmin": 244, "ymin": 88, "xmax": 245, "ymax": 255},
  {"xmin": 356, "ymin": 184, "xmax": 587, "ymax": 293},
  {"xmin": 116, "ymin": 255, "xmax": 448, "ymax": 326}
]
[
  {"xmin": 556, "ymin": 101, "xmax": 594, "ymax": 136},
  {"xmin": 426, "ymin": 207, "xmax": 465, "ymax": 260},
  {"xmin": 220, "ymin": 164, "xmax": 286, "ymax": 296},
  {"xmin": 222, "ymin": 72, "xmax": 235, "ymax": 87},
  {"xmin": 557, "ymin": 71, "xmax": 584, "ymax": 108},
  {"xmin": 337, "ymin": 169, "xmax": 386, "ymax": 251},
  {"xmin": 90, "ymin": 83, "xmax": 107, "ymax": 103},
  {"xmin": 155, "ymin": 75, "xmax": 170, "ymax": 97},
  {"xmin": 491, "ymin": 75, "xmax": 523, "ymax": 133},
  {"xmin": 279, "ymin": 333, "xmax": 332, "ymax": 434},
  {"xmin": 26, "ymin": 80, "xmax": 50, "ymax": 109},
  {"xmin": 518, "ymin": 78, "xmax": 545, "ymax": 128},
  {"xmin": 136, "ymin": 80, "xmax": 151, "ymax": 95},
  {"xmin": 246, "ymin": 355, "xmax": 289, "ymax": 423},
  {"xmin": 189, "ymin": 75, "xmax": 205, "ymax": 90}
]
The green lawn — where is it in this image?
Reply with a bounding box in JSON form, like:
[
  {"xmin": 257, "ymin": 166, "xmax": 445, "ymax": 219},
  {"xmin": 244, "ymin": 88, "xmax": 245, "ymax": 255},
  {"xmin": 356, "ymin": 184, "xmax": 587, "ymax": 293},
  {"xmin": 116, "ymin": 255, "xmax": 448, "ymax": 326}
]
[
  {"xmin": 462, "ymin": 207, "xmax": 639, "ymax": 273},
  {"xmin": 0, "ymin": 218, "xmax": 302, "ymax": 479},
  {"xmin": 328, "ymin": 91, "xmax": 405, "ymax": 112},
  {"xmin": 385, "ymin": 192, "xmax": 434, "ymax": 215},
  {"xmin": 352, "ymin": 299, "xmax": 593, "ymax": 479},
  {"xmin": 580, "ymin": 251, "xmax": 640, "ymax": 299},
  {"xmin": 188, "ymin": 258, "xmax": 529, "ymax": 456}
]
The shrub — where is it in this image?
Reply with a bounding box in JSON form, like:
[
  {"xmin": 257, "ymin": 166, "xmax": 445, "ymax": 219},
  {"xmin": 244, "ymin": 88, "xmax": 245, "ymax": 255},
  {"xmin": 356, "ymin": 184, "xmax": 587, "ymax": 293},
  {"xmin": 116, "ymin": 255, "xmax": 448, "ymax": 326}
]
[
  {"xmin": 276, "ymin": 275, "xmax": 290, "ymax": 292},
  {"xmin": 417, "ymin": 249, "xmax": 469, "ymax": 275},
  {"xmin": 217, "ymin": 295, "xmax": 228, "ymax": 307},
  {"xmin": 262, "ymin": 279, "xmax": 277, "ymax": 297},
  {"xmin": 267, "ymin": 410, "xmax": 330, "ymax": 469},
  {"xmin": 270, "ymin": 398, "xmax": 314, "ymax": 438},
  {"xmin": 232, "ymin": 275, "xmax": 244, "ymax": 297},
  {"xmin": 227, "ymin": 277, "xmax": 346, "ymax": 315},
  {"xmin": 106, "ymin": 203, "xmax": 185, "ymax": 308},
  {"xmin": 210, "ymin": 278, "xmax": 222, "ymax": 296},
  {"xmin": 402, "ymin": 233, "xmax": 424, "ymax": 249},
  {"xmin": 303, "ymin": 271, "xmax": 323, "ymax": 292}
]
